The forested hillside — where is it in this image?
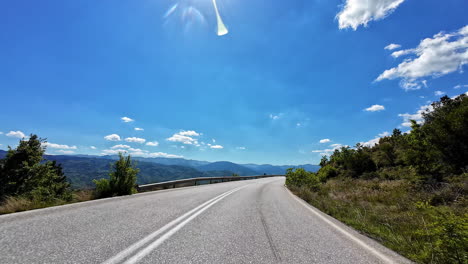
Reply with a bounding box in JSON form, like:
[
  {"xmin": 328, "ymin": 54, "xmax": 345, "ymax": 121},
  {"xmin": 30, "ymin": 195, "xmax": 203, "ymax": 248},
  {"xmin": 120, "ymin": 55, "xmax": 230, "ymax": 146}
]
[
  {"xmin": 286, "ymin": 94, "xmax": 468, "ymax": 264},
  {"xmin": 0, "ymin": 151, "xmax": 237, "ymax": 189}
]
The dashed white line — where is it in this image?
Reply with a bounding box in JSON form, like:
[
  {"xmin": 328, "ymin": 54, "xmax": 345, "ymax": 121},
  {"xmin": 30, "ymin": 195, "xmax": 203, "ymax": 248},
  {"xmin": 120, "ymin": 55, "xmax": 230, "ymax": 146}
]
[{"xmin": 103, "ymin": 186, "xmax": 246, "ymax": 264}]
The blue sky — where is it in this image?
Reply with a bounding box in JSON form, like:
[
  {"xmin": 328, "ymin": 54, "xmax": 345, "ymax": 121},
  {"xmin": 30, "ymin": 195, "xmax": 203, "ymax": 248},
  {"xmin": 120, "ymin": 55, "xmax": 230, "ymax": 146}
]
[{"xmin": 0, "ymin": 0, "xmax": 467, "ymax": 165}]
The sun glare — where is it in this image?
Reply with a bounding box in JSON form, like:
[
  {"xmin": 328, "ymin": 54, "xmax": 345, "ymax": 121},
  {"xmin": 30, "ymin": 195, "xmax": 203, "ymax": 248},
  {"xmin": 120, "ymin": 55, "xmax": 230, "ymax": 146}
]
[{"xmin": 164, "ymin": 0, "xmax": 228, "ymax": 36}]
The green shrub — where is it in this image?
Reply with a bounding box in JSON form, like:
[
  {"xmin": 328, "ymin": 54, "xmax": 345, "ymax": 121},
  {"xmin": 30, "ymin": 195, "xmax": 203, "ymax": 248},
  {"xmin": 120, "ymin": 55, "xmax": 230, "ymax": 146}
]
[
  {"xmin": 93, "ymin": 153, "xmax": 139, "ymax": 198},
  {"xmin": 317, "ymin": 165, "xmax": 338, "ymax": 181},
  {"xmin": 285, "ymin": 168, "xmax": 321, "ymax": 190},
  {"xmin": 93, "ymin": 178, "xmax": 112, "ymax": 198}
]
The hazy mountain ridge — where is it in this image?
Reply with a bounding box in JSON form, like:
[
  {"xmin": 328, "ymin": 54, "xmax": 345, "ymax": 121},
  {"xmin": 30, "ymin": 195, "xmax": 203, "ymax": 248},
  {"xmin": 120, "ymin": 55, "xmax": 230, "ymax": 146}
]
[
  {"xmin": 196, "ymin": 161, "xmax": 259, "ymax": 176},
  {"xmin": 0, "ymin": 150, "xmax": 318, "ymax": 189}
]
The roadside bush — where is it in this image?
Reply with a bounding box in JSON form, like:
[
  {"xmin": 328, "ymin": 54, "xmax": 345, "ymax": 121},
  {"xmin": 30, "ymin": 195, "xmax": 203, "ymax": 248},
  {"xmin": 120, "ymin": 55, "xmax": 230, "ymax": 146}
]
[
  {"xmin": 93, "ymin": 153, "xmax": 139, "ymax": 198},
  {"xmin": 285, "ymin": 168, "xmax": 321, "ymax": 190},
  {"xmin": 316, "ymin": 164, "xmax": 337, "ymax": 181}
]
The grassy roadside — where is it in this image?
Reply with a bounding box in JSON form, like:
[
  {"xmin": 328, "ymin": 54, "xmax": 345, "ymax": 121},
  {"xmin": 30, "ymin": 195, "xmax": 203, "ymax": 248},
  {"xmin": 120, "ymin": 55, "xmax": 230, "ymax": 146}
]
[
  {"xmin": 0, "ymin": 190, "xmax": 94, "ymax": 215},
  {"xmin": 288, "ymin": 178, "xmax": 467, "ymax": 264}
]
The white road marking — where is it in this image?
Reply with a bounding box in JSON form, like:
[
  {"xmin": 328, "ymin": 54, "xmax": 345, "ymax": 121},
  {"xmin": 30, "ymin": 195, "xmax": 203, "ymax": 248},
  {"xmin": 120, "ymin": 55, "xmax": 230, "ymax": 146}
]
[
  {"xmin": 123, "ymin": 186, "xmax": 246, "ymax": 264},
  {"xmin": 285, "ymin": 186, "xmax": 396, "ymax": 264},
  {"xmin": 103, "ymin": 186, "xmax": 246, "ymax": 264}
]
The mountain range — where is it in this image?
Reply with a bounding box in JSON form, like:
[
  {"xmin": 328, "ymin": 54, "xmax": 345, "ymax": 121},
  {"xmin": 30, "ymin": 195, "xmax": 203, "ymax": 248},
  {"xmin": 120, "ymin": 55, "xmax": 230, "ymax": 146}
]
[{"xmin": 0, "ymin": 150, "xmax": 319, "ymax": 189}]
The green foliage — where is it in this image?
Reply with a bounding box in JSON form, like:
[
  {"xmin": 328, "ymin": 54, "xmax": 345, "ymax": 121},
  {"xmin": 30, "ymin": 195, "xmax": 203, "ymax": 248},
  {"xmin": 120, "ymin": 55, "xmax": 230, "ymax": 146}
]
[
  {"xmin": 285, "ymin": 168, "xmax": 321, "ymax": 190},
  {"xmin": 422, "ymin": 95, "xmax": 468, "ymax": 174},
  {"xmin": 316, "ymin": 164, "xmax": 337, "ymax": 181},
  {"xmin": 316, "ymin": 94, "xmax": 468, "ymax": 183},
  {"xmin": 288, "ymin": 95, "xmax": 468, "ymax": 263},
  {"xmin": 93, "ymin": 153, "xmax": 139, "ymax": 198},
  {"xmin": 0, "ymin": 135, "xmax": 71, "ymax": 202},
  {"xmin": 92, "ymin": 178, "xmax": 112, "ymax": 198}
]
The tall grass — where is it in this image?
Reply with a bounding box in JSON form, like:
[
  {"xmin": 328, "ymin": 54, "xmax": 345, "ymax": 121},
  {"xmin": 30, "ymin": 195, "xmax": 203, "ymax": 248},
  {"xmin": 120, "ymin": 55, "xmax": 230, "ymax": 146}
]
[
  {"xmin": 289, "ymin": 178, "xmax": 467, "ymax": 263},
  {"xmin": 0, "ymin": 189, "xmax": 95, "ymax": 215}
]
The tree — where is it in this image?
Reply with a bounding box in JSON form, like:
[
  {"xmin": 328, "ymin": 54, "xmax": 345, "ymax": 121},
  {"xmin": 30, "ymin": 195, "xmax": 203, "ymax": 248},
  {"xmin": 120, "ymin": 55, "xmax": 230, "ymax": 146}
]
[
  {"xmin": 422, "ymin": 95, "xmax": 468, "ymax": 174},
  {"xmin": 94, "ymin": 153, "xmax": 139, "ymax": 198},
  {"xmin": 0, "ymin": 135, "xmax": 71, "ymax": 201}
]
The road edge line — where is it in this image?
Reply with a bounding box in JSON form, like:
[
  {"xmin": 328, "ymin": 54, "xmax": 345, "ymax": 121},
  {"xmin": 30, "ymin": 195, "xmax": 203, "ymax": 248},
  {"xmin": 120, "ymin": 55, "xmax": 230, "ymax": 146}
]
[{"xmin": 284, "ymin": 185, "xmax": 397, "ymax": 264}]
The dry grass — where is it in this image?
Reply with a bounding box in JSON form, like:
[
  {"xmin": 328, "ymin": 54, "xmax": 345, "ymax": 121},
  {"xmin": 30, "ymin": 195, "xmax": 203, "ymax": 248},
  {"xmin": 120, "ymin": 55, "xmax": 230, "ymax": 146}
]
[
  {"xmin": 0, "ymin": 196, "xmax": 36, "ymax": 214},
  {"xmin": 289, "ymin": 178, "xmax": 468, "ymax": 263},
  {"xmin": 0, "ymin": 190, "xmax": 95, "ymax": 215}
]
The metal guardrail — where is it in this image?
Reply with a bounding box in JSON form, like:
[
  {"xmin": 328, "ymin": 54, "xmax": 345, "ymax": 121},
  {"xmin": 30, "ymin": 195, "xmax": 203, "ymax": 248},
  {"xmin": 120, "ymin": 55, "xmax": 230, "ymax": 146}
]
[{"xmin": 137, "ymin": 175, "xmax": 285, "ymax": 192}]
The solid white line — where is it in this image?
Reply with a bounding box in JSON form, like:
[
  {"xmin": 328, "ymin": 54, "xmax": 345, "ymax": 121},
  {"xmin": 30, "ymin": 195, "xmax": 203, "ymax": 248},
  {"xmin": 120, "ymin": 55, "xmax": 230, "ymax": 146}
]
[
  {"xmin": 285, "ymin": 186, "xmax": 396, "ymax": 264},
  {"xmin": 102, "ymin": 186, "xmax": 245, "ymax": 264},
  {"xmin": 123, "ymin": 186, "xmax": 247, "ymax": 264}
]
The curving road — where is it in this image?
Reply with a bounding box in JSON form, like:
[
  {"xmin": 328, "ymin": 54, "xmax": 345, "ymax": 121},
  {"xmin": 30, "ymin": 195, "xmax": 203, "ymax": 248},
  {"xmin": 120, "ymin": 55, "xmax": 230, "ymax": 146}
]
[{"xmin": 0, "ymin": 177, "xmax": 411, "ymax": 264}]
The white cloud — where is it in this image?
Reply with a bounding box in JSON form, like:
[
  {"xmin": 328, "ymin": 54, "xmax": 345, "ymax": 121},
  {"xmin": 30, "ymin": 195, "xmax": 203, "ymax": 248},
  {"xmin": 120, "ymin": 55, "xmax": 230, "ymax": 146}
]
[
  {"xmin": 454, "ymin": 84, "xmax": 468, "ymax": 89},
  {"xmin": 434, "ymin": 91, "xmax": 445, "ymax": 96},
  {"xmin": 146, "ymin": 141, "xmax": 159, "ymax": 147},
  {"xmin": 43, "ymin": 142, "xmax": 77, "ymax": 150},
  {"xmin": 360, "ymin": 137, "xmax": 381, "ymax": 147},
  {"xmin": 319, "ymin": 139, "xmax": 331, "ymax": 143},
  {"xmin": 365, "ymin": 104, "xmax": 385, "ymax": 112},
  {"xmin": 361, "ymin": 131, "xmax": 391, "ymax": 147},
  {"xmin": 167, "ymin": 131, "xmax": 200, "ymax": 145},
  {"xmin": 179, "ymin": 130, "xmax": 200, "ymax": 137},
  {"xmin": 212, "ymin": 139, "xmax": 216, "ymax": 143},
  {"xmin": 0, "ymin": 132, "xmax": 3, "ymax": 135},
  {"xmin": 337, "ymin": 0, "xmax": 405, "ymax": 30},
  {"xmin": 128, "ymin": 148, "xmax": 143, "ymax": 152},
  {"xmin": 125, "ymin": 137, "xmax": 146, "ymax": 144},
  {"xmin": 102, "ymin": 149, "xmax": 127, "ymax": 155},
  {"xmin": 269, "ymin": 113, "xmax": 283, "ymax": 120},
  {"xmin": 121, "ymin": 117, "xmax": 134, "ymax": 123},
  {"xmin": 210, "ymin": 145, "xmax": 224, "ymax": 149},
  {"xmin": 384, "ymin": 43, "xmax": 401, "ymax": 50},
  {"xmin": 312, "ymin": 144, "xmax": 346, "ymax": 156},
  {"xmin": 6, "ymin": 131, "xmax": 26, "ymax": 138},
  {"xmin": 102, "ymin": 148, "xmax": 182, "ymax": 158},
  {"xmin": 90, "ymin": 146, "xmax": 97, "ymax": 150},
  {"xmin": 134, "ymin": 127, "xmax": 144, "ymax": 131},
  {"xmin": 167, "ymin": 134, "xmax": 197, "ymax": 145},
  {"xmin": 378, "ymin": 131, "xmax": 390, "ymax": 137},
  {"xmin": 104, "ymin": 134, "xmax": 121, "ymax": 141},
  {"xmin": 57, "ymin": 150, "xmax": 75, "ymax": 154},
  {"xmin": 398, "ymin": 103, "xmax": 433, "ymax": 127},
  {"xmin": 147, "ymin": 152, "xmax": 183, "ymax": 158},
  {"xmin": 236, "ymin": 146, "xmax": 246, "ymax": 150},
  {"xmin": 377, "ymin": 25, "xmax": 468, "ymax": 90},
  {"xmin": 111, "ymin": 144, "xmax": 131, "ymax": 149}
]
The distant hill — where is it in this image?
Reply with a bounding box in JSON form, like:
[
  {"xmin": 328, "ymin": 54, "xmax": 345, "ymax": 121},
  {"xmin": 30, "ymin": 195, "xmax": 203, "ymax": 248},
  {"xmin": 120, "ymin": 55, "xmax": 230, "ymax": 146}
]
[
  {"xmin": 197, "ymin": 161, "xmax": 260, "ymax": 176},
  {"xmin": 0, "ymin": 150, "xmax": 230, "ymax": 189},
  {"xmin": 0, "ymin": 149, "xmax": 319, "ymax": 189},
  {"xmin": 44, "ymin": 155, "xmax": 214, "ymax": 189},
  {"xmin": 242, "ymin": 164, "xmax": 319, "ymax": 174},
  {"xmin": 96, "ymin": 155, "xmax": 213, "ymax": 167}
]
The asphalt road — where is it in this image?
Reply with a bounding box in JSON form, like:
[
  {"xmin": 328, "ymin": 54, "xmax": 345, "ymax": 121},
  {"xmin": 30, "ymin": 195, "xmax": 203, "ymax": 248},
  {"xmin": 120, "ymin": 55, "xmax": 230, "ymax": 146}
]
[{"xmin": 0, "ymin": 177, "xmax": 412, "ymax": 264}]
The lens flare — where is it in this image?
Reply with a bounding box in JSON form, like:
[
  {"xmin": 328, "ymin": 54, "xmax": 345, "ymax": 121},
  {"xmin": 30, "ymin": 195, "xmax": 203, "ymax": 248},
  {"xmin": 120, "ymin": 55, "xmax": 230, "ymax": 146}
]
[
  {"xmin": 212, "ymin": 0, "xmax": 228, "ymax": 36},
  {"xmin": 164, "ymin": 3, "xmax": 179, "ymax": 19}
]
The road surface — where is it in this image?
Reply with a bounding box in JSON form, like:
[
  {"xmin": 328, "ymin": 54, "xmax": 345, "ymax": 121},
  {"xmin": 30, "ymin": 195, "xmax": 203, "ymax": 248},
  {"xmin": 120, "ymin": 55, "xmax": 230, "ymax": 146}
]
[{"xmin": 0, "ymin": 177, "xmax": 411, "ymax": 263}]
